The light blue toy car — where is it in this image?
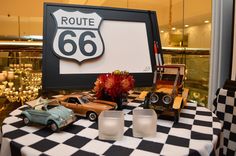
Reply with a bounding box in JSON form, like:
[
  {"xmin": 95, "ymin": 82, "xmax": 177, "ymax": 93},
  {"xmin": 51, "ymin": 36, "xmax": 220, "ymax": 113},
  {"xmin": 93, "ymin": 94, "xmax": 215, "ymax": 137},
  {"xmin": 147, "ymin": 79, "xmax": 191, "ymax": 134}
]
[{"xmin": 21, "ymin": 97, "xmax": 77, "ymax": 132}]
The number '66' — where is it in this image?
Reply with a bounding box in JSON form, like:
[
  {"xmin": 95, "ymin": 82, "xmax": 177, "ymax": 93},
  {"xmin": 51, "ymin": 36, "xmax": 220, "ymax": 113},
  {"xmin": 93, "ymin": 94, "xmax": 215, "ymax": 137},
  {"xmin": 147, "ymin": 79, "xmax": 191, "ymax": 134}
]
[{"xmin": 58, "ymin": 30, "xmax": 97, "ymax": 56}]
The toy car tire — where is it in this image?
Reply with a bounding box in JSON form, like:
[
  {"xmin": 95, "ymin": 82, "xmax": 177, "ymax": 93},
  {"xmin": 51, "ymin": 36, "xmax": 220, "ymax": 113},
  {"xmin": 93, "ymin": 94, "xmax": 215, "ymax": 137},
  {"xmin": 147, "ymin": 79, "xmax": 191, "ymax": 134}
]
[
  {"xmin": 23, "ymin": 116, "xmax": 30, "ymax": 125},
  {"xmin": 49, "ymin": 121, "xmax": 59, "ymax": 132},
  {"xmin": 87, "ymin": 112, "xmax": 97, "ymax": 121}
]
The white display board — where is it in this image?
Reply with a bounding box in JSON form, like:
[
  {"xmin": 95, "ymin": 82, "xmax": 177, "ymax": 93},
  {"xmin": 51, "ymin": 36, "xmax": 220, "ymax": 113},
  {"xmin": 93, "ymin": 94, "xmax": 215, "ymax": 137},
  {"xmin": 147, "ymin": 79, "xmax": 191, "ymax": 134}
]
[{"xmin": 60, "ymin": 20, "xmax": 152, "ymax": 74}]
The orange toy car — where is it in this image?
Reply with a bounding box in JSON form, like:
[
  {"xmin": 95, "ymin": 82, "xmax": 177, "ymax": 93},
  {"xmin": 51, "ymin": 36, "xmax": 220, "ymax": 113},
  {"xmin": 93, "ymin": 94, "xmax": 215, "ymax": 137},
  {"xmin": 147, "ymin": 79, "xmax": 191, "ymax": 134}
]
[
  {"xmin": 144, "ymin": 64, "xmax": 189, "ymax": 122},
  {"xmin": 56, "ymin": 93, "xmax": 117, "ymax": 121}
]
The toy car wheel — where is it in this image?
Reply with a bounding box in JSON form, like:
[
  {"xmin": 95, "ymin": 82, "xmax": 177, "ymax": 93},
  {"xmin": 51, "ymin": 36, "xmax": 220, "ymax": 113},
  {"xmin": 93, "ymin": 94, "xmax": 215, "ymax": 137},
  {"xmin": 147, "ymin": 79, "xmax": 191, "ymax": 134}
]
[
  {"xmin": 162, "ymin": 95, "xmax": 172, "ymax": 105},
  {"xmin": 49, "ymin": 121, "xmax": 58, "ymax": 132},
  {"xmin": 150, "ymin": 93, "xmax": 159, "ymax": 103},
  {"xmin": 87, "ymin": 112, "xmax": 97, "ymax": 121},
  {"xmin": 23, "ymin": 116, "xmax": 30, "ymax": 125}
]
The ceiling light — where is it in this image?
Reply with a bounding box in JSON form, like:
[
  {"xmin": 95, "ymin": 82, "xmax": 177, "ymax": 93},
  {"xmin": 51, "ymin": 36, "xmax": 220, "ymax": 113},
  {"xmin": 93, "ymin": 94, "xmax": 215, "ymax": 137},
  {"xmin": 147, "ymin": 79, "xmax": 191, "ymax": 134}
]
[
  {"xmin": 204, "ymin": 20, "xmax": 209, "ymax": 23},
  {"xmin": 185, "ymin": 24, "xmax": 189, "ymax": 27},
  {"xmin": 161, "ymin": 30, "xmax": 164, "ymax": 33},
  {"xmin": 172, "ymin": 27, "xmax": 176, "ymax": 31}
]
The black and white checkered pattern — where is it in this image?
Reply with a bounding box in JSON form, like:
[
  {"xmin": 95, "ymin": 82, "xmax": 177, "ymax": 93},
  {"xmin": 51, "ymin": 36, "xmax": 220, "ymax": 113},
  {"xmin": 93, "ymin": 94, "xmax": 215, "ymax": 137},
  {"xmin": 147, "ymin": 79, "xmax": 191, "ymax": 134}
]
[
  {"xmin": 213, "ymin": 88, "xmax": 236, "ymax": 156},
  {"xmin": 1, "ymin": 92, "xmax": 221, "ymax": 156}
]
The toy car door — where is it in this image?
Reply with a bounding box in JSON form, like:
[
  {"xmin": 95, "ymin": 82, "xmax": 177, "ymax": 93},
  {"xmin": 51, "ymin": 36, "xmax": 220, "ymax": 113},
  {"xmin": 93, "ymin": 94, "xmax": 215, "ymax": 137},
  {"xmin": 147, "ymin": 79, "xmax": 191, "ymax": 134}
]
[
  {"xmin": 64, "ymin": 97, "xmax": 80, "ymax": 114},
  {"xmin": 29, "ymin": 108, "xmax": 50, "ymax": 124}
]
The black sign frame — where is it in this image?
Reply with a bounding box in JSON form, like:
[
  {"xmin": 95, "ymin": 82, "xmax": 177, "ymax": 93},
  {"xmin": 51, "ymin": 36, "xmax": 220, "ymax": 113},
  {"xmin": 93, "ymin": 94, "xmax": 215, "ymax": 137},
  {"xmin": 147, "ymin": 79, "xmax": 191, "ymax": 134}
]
[{"xmin": 42, "ymin": 3, "xmax": 163, "ymax": 90}]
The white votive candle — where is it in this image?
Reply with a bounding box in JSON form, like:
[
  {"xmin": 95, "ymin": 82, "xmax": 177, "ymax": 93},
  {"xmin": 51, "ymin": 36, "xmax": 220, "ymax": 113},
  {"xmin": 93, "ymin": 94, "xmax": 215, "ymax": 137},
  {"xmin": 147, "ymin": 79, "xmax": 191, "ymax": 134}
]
[
  {"xmin": 135, "ymin": 117, "xmax": 153, "ymax": 133},
  {"xmin": 133, "ymin": 109, "xmax": 157, "ymax": 137},
  {"xmin": 101, "ymin": 119, "xmax": 119, "ymax": 136},
  {"xmin": 99, "ymin": 111, "xmax": 124, "ymax": 140}
]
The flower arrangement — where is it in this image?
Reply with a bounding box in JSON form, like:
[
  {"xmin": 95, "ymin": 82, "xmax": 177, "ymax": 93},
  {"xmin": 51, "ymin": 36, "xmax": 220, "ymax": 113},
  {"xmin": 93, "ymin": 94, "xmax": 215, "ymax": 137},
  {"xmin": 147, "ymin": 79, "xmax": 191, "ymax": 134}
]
[{"xmin": 93, "ymin": 70, "xmax": 135, "ymax": 100}]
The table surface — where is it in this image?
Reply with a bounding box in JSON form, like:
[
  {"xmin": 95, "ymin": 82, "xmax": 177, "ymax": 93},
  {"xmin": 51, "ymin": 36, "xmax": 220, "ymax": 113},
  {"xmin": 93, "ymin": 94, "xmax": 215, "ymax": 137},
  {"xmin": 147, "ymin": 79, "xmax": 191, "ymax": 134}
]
[{"xmin": 1, "ymin": 92, "xmax": 222, "ymax": 156}]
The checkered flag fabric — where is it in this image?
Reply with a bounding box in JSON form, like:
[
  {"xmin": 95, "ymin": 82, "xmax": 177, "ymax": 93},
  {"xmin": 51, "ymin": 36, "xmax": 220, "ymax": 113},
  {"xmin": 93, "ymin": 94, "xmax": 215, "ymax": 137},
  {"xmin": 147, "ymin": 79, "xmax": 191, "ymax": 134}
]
[
  {"xmin": 0, "ymin": 91, "xmax": 221, "ymax": 156},
  {"xmin": 213, "ymin": 88, "xmax": 236, "ymax": 156}
]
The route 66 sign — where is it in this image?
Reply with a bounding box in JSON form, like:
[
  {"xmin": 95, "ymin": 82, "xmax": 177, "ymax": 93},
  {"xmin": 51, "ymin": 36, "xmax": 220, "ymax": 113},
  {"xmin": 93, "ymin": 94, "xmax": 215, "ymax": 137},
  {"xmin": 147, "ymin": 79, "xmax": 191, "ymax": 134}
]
[
  {"xmin": 52, "ymin": 9, "xmax": 104, "ymax": 63},
  {"xmin": 43, "ymin": 3, "xmax": 161, "ymax": 90}
]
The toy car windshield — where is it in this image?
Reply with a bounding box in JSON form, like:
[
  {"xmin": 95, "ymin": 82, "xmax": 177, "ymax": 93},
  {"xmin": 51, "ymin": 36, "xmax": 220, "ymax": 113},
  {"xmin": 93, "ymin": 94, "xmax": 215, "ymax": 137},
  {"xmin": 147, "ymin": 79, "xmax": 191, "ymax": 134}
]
[
  {"xmin": 34, "ymin": 103, "xmax": 56, "ymax": 111},
  {"xmin": 25, "ymin": 97, "xmax": 60, "ymax": 110},
  {"xmin": 80, "ymin": 96, "xmax": 90, "ymax": 104},
  {"xmin": 153, "ymin": 64, "xmax": 186, "ymax": 94},
  {"xmin": 71, "ymin": 92, "xmax": 95, "ymax": 100}
]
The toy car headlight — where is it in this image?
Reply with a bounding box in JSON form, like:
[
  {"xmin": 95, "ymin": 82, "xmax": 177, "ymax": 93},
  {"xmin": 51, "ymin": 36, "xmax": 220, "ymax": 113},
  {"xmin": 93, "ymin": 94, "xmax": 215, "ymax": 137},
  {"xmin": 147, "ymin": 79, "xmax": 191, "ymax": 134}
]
[
  {"xmin": 162, "ymin": 95, "xmax": 172, "ymax": 105},
  {"xmin": 57, "ymin": 116, "xmax": 64, "ymax": 121},
  {"xmin": 150, "ymin": 93, "xmax": 159, "ymax": 103}
]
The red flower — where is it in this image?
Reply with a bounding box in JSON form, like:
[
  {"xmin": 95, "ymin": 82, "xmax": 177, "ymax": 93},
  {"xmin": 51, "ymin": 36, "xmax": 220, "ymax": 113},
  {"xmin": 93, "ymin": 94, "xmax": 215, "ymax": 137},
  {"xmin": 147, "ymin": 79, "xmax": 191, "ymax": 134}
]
[{"xmin": 93, "ymin": 70, "xmax": 135, "ymax": 99}]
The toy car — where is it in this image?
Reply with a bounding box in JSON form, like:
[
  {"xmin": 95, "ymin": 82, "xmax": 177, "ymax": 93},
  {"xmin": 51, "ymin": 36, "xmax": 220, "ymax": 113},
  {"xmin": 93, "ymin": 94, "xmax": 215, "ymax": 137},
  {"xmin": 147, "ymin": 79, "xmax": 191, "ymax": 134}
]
[
  {"xmin": 56, "ymin": 93, "xmax": 117, "ymax": 121},
  {"xmin": 144, "ymin": 64, "xmax": 189, "ymax": 122},
  {"xmin": 21, "ymin": 97, "xmax": 77, "ymax": 132}
]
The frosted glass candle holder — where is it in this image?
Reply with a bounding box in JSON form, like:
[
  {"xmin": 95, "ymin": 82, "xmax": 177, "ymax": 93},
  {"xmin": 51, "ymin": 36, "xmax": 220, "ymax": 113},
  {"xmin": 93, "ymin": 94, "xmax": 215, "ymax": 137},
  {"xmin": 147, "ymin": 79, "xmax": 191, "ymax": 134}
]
[
  {"xmin": 99, "ymin": 111, "xmax": 124, "ymax": 140},
  {"xmin": 133, "ymin": 109, "xmax": 157, "ymax": 137}
]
